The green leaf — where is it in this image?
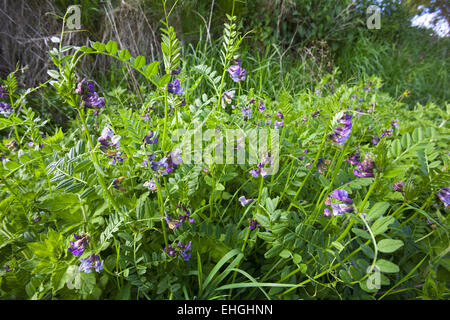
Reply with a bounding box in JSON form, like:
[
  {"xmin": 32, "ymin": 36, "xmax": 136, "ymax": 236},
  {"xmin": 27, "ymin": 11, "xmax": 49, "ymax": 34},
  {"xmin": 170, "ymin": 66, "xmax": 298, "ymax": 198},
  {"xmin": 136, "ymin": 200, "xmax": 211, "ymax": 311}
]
[
  {"xmin": 47, "ymin": 69, "xmax": 60, "ymax": 79},
  {"xmin": 215, "ymin": 183, "xmax": 225, "ymax": 191},
  {"xmin": 371, "ymin": 216, "xmax": 395, "ymax": 235},
  {"xmin": 158, "ymin": 73, "xmax": 171, "ymax": 87},
  {"xmin": 106, "ymin": 40, "xmax": 118, "ymax": 54},
  {"xmin": 92, "ymin": 42, "xmax": 106, "ymax": 52},
  {"xmin": 279, "ymin": 249, "xmax": 291, "ymax": 259},
  {"xmin": 352, "ymin": 228, "xmax": 371, "ymax": 240},
  {"xmin": 39, "ymin": 194, "xmax": 79, "ymax": 211},
  {"xmin": 257, "ymin": 232, "xmax": 275, "ymax": 242},
  {"xmin": 80, "ymin": 46, "xmax": 94, "ymax": 53},
  {"xmin": 375, "ymin": 259, "xmax": 399, "ymax": 273},
  {"xmin": 377, "ymin": 239, "xmax": 404, "ymax": 253},
  {"xmin": 366, "ymin": 202, "xmax": 390, "ymax": 221},
  {"xmin": 119, "ymin": 49, "xmax": 131, "ymax": 60},
  {"xmin": 145, "ymin": 61, "xmax": 159, "ymax": 78},
  {"xmin": 391, "ymin": 139, "xmax": 402, "ymax": 157},
  {"xmin": 383, "ymin": 164, "xmax": 411, "ymax": 178},
  {"xmin": 134, "ymin": 55, "xmax": 146, "ymax": 68},
  {"xmin": 292, "ymin": 254, "xmax": 302, "ymax": 264},
  {"xmin": 264, "ymin": 243, "xmax": 283, "ymax": 259},
  {"xmin": 254, "ymin": 212, "xmax": 270, "ymax": 228}
]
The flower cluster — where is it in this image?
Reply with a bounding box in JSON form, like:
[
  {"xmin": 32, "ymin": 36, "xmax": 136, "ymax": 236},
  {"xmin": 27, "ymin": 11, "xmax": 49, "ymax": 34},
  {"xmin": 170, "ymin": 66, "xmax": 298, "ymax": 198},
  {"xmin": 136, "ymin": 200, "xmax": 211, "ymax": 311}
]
[
  {"xmin": 298, "ymin": 149, "xmax": 308, "ymax": 161},
  {"xmin": 323, "ymin": 189, "xmax": 354, "ymax": 217},
  {"xmin": 346, "ymin": 153, "xmax": 360, "ymax": 165},
  {"xmin": 372, "ymin": 128, "xmax": 394, "ymax": 145},
  {"xmin": 68, "ymin": 233, "xmax": 90, "ymax": 257},
  {"xmin": 249, "ymin": 153, "xmax": 274, "ymax": 178},
  {"xmin": 274, "ymin": 110, "xmax": 284, "ymax": 129},
  {"xmin": 75, "ymin": 78, "xmax": 105, "ymax": 116},
  {"xmin": 0, "ymin": 85, "xmax": 12, "ymax": 117},
  {"xmin": 437, "ymin": 188, "xmax": 449, "ymax": 208},
  {"xmin": 393, "ymin": 181, "xmax": 405, "ymax": 193},
  {"xmin": 221, "ymin": 90, "xmax": 235, "ymax": 109},
  {"xmin": 0, "ymin": 102, "xmax": 13, "ymax": 117},
  {"xmin": 112, "ymin": 176, "xmax": 126, "ymax": 193},
  {"xmin": 0, "ymin": 85, "xmax": 8, "ymax": 99},
  {"xmin": 164, "ymin": 205, "xmax": 194, "ymax": 230},
  {"xmin": 27, "ymin": 141, "xmax": 44, "ymax": 150},
  {"xmin": 176, "ymin": 204, "xmax": 195, "ymax": 224},
  {"xmin": 79, "ymin": 254, "xmax": 103, "ymax": 274},
  {"xmin": 241, "ymin": 105, "xmax": 252, "ymax": 120},
  {"xmin": 165, "ymin": 241, "xmax": 192, "ymax": 261},
  {"xmin": 248, "ymin": 218, "xmax": 261, "ymax": 230},
  {"xmin": 353, "ymin": 155, "xmax": 376, "ymax": 178},
  {"xmin": 329, "ymin": 113, "xmax": 352, "ymax": 145},
  {"xmin": 143, "ymin": 150, "xmax": 183, "ymax": 191},
  {"xmin": 167, "ymin": 79, "xmax": 184, "ymax": 95},
  {"xmin": 143, "ymin": 130, "xmax": 159, "ymax": 145},
  {"xmin": 98, "ymin": 126, "xmax": 124, "ymax": 165},
  {"xmin": 228, "ymin": 60, "xmax": 246, "ymax": 82}
]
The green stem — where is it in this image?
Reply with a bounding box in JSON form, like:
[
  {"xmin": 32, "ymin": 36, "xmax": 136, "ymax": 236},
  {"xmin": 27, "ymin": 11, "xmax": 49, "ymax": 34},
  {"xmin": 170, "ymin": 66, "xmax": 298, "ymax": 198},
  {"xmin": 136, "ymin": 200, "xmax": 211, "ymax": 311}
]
[{"xmin": 77, "ymin": 107, "xmax": 122, "ymax": 214}]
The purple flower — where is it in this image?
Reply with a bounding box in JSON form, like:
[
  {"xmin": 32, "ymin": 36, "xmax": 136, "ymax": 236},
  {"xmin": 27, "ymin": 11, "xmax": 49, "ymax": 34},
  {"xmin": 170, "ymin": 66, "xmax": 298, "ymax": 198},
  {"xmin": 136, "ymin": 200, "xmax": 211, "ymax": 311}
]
[
  {"xmin": 372, "ymin": 135, "xmax": 380, "ymax": 145},
  {"xmin": 331, "ymin": 189, "xmax": 353, "ymax": 204},
  {"xmin": 274, "ymin": 119, "xmax": 284, "ymax": 129},
  {"xmin": 249, "ymin": 218, "xmax": 261, "ymax": 230},
  {"xmin": 352, "ymin": 155, "xmax": 376, "ymax": 178},
  {"xmin": 393, "ymin": 181, "xmax": 405, "ymax": 193},
  {"xmin": 143, "ymin": 178, "xmax": 158, "ymax": 192},
  {"xmin": 330, "ymin": 203, "xmax": 354, "ymax": 215},
  {"xmin": 79, "ymin": 254, "xmax": 103, "ymax": 273},
  {"xmin": 68, "ymin": 233, "xmax": 90, "ymax": 257},
  {"xmin": 169, "ymin": 149, "xmax": 183, "ymax": 167},
  {"xmin": 353, "ymin": 169, "xmax": 374, "ymax": 178},
  {"xmin": 258, "ymin": 102, "xmax": 265, "ymax": 113},
  {"xmin": 249, "ymin": 169, "xmax": 260, "ymax": 178},
  {"xmin": 276, "ymin": 110, "xmax": 284, "ymax": 120},
  {"xmin": 98, "ymin": 126, "xmax": 121, "ymax": 150},
  {"xmin": 164, "ymin": 213, "xmax": 182, "ymax": 230},
  {"xmin": 143, "ymin": 131, "xmax": 158, "ymax": 145},
  {"xmin": 84, "ymin": 92, "xmax": 105, "ymax": 108},
  {"xmin": 329, "ymin": 113, "xmax": 352, "ymax": 145},
  {"xmin": 239, "ymin": 196, "xmax": 254, "ymax": 207},
  {"xmin": 75, "ymin": 78, "xmax": 93, "ymax": 96},
  {"xmin": 167, "ymin": 79, "xmax": 184, "ymax": 95},
  {"xmin": 241, "ymin": 106, "xmax": 252, "ymax": 120},
  {"xmin": 176, "ymin": 241, "xmax": 192, "ymax": 261},
  {"xmin": 392, "ymin": 120, "xmax": 399, "ymax": 128},
  {"xmin": 171, "ymin": 67, "xmax": 182, "ymax": 75},
  {"xmin": 228, "ymin": 60, "xmax": 246, "ymax": 82},
  {"xmin": 0, "ymin": 102, "xmax": 13, "ymax": 117},
  {"xmin": 380, "ymin": 128, "xmax": 393, "ymax": 139},
  {"xmin": 165, "ymin": 245, "xmax": 177, "ymax": 257},
  {"xmin": 76, "ymin": 78, "xmax": 105, "ymax": 115},
  {"xmin": 346, "ymin": 153, "xmax": 360, "ymax": 165},
  {"xmin": 437, "ymin": 188, "xmax": 450, "ymax": 207},
  {"xmin": 140, "ymin": 113, "xmax": 150, "ymax": 121},
  {"xmin": 0, "ymin": 85, "xmax": 9, "ymax": 99},
  {"xmin": 323, "ymin": 189, "xmax": 354, "ymax": 216}
]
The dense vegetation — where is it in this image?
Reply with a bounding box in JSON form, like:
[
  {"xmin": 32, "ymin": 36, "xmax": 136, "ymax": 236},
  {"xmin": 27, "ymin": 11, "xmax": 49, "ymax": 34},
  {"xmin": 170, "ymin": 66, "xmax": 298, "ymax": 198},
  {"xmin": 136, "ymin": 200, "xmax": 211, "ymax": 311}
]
[{"xmin": 0, "ymin": 0, "xmax": 448, "ymax": 300}]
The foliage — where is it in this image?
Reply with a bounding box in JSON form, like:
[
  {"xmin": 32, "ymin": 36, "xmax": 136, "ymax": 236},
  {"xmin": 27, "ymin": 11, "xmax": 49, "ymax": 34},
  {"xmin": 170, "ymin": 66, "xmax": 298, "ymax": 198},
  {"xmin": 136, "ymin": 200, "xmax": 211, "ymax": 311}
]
[{"xmin": 0, "ymin": 2, "xmax": 448, "ymax": 300}]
